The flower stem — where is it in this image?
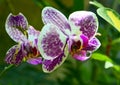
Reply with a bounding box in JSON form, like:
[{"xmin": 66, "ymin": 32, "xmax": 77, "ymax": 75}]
[
  {"xmin": 0, "ymin": 64, "xmax": 13, "ymax": 78},
  {"xmin": 6, "ymin": 0, "xmax": 15, "ymax": 13}
]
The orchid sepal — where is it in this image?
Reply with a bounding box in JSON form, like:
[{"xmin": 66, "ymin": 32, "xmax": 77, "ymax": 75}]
[{"xmin": 5, "ymin": 13, "xmax": 29, "ymax": 43}]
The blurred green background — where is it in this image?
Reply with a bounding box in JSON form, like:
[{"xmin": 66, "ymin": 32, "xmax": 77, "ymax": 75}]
[{"xmin": 0, "ymin": 0, "xmax": 120, "ymax": 85}]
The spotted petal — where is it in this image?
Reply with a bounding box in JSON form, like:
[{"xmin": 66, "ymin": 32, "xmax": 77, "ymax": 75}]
[
  {"xmin": 42, "ymin": 44, "xmax": 68, "ymax": 73},
  {"xmin": 42, "ymin": 53, "xmax": 65, "ymax": 72},
  {"xmin": 42, "ymin": 7, "xmax": 71, "ymax": 36},
  {"xmin": 5, "ymin": 45, "xmax": 25, "ymax": 65},
  {"xmin": 83, "ymin": 37, "xmax": 101, "ymax": 52},
  {"xmin": 27, "ymin": 25, "xmax": 40, "ymax": 47},
  {"xmin": 38, "ymin": 24, "xmax": 67, "ymax": 60},
  {"xmin": 69, "ymin": 11, "xmax": 98, "ymax": 39},
  {"xmin": 5, "ymin": 13, "xmax": 28, "ymax": 43}
]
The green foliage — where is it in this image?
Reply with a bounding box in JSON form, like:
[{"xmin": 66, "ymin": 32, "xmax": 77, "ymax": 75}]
[
  {"xmin": 92, "ymin": 53, "xmax": 112, "ymax": 62},
  {"xmin": 97, "ymin": 7, "xmax": 120, "ymax": 32},
  {"xmin": 92, "ymin": 53, "xmax": 120, "ymax": 71},
  {"xmin": 90, "ymin": 0, "xmax": 120, "ymax": 32},
  {"xmin": 89, "ymin": 0, "xmax": 104, "ymax": 8}
]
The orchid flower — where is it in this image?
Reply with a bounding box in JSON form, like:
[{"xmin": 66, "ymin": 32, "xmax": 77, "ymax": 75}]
[
  {"xmin": 5, "ymin": 13, "xmax": 42, "ymax": 65},
  {"xmin": 38, "ymin": 7, "xmax": 101, "ymax": 73}
]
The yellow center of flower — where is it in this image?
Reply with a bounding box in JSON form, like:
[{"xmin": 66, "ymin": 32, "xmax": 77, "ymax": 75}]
[
  {"xmin": 25, "ymin": 47, "xmax": 39, "ymax": 60},
  {"xmin": 70, "ymin": 40, "xmax": 82, "ymax": 56},
  {"xmin": 23, "ymin": 42, "xmax": 40, "ymax": 61}
]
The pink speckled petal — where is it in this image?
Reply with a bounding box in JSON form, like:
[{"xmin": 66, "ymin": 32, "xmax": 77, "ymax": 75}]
[
  {"xmin": 42, "ymin": 7, "xmax": 71, "ymax": 36},
  {"xmin": 5, "ymin": 44, "xmax": 25, "ymax": 65},
  {"xmin": 69, "ymin": 11, "xmax": 98, "ymax": 39},
  {"xmin": 83, "ymin": 37, "xmax": 101, "ymax": 52},
  {"xmin": 42, "ymin": 44, "xmax": 68, "ymax": 73},
  {"xmin": 5, "ymin": 13, "xmax": 28, "ymax": 43},
  {"xmin": 38, "ymin": 24, "xmax": 67, "ymax": 60},
  {"xmin": 42, "ymin": 53, "xmax": 65, "ymax": 73},
  {"xmin": 27, "ymin": 25, "xmax": 40, "ymax": 47}
]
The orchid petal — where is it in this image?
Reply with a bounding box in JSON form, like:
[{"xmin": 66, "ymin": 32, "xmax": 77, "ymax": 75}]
[
  {"xmin": 5, "ymin": 13, "xmax": 28, "ymax": 43},
  {"xmin": 27, "ymin": 57, "xmax": 42, "ymax": 65},
  {"xmin": 27, "ymin": 25, "xmax": 40, "ymax": 47},
  {"xmin": 83, "ymin": 37, "xmax": 101, "ymax": 52},
  {"xmin": 69, "ymin": 11, "xmax": 98, "ymax": 39},
  {"xmin": 42, "ymin": 45, "xmax": 68, "ymax": 73},
  {"xmin": 42, "ymin": 7, "xmax": 71, "ymax": 36},
  {"xmin": 73, "ymin": 50, "xmax": 91, "ymax": 61},
  {"xmin": 5, "ymin": 45, "xmax": 25, "ymax": 65},
  {"xmin": 80, "ymin": 34, "xmax": 89, "ymax": 48},
  {"xmin": 38, "ymin": 24, "xmax": 67, "ymax": 60}
]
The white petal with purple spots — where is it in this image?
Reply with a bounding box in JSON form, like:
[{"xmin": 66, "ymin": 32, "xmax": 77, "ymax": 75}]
[
  {"xmin": 42, "ymin": 45, "xmax": 68, "ymax": 73},
  {"xmin": 69, "ymin": 11, "xmax": 98, "ymax": 39},
  {"xmin": 83, "ymin": 37, "xmax": 101, "ymax": 51},
  {"xmin": 42, "ymin": 7, "xmax": 71, "ymax": 36},
  {"xmin": 5, "ymin": 13, "xmax": 28, "ymax": 43},
  {"xmin": 27, "ymin": 25, "xmax": 40, "ymax": 47},
  {"xmin": 38, "ymin": 24, "xmax": 67, "ymax": 60},
  {"xmin": 5, "ymin": 45, "xmax": 25, "ymax": 65}
]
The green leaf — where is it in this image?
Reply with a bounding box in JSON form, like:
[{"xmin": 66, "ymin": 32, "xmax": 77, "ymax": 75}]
[
  {"xmin": 113, "ymin": 65, "xmax": 120, "ymax": 72},
  {"xmin": 97, "ymin": 7, "xmax": 120, "ymax": 32},
  {"xmin": 92, "ymin": 53, "xmax": 113, "ymax": 63},
  {"xmin": 112, "ymin": 38, "xmax": 120, "ymax": 45},
  {"xmin": 92, "ymin": 53, "xmax": 120, "ymax": 72},
  {"xmin": 104, "ymin": 61, "xmax": 114, "ymax": 69},
  {"xmin": 89, "ymin": 1, "xmax": 104, "ymax": 8}
]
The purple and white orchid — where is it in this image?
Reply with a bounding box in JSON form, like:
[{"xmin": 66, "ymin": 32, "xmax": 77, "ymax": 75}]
[
  {"xmin": 38, "ymin": 7, "xmax": 101, "ymax": 73},
  {"xmin": 5, "ymin": 13, "xmax": 42, "ymax": 65}
]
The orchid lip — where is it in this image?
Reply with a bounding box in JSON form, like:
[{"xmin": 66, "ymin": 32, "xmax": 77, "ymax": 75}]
[
  {"xmin": 70, "ymin": 40, "xmax": 82, "ymax": 56},
  {"xmin": 68, "ymin": 35, "xmax": 84, "ymax": 55}
]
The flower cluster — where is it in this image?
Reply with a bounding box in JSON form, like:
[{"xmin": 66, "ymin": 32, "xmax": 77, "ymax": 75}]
[
  {"xmin": 5, "ymin": 7, "xmax": 101, "ymax": 73},
  {"xmin": 5, "ymin": 13, "xmax": 42, "ymax": 65},
  {"xmin": 38, "ymin": 7, "xmax": 101, "ymax": 73}
]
